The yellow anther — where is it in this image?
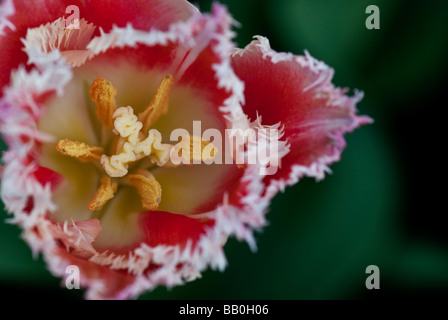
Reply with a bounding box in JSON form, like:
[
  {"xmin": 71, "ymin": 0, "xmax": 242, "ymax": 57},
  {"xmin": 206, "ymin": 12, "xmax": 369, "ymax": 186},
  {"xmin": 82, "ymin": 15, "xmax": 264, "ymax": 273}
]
[
  {"xmin": 126, "ymin": 169, "xmax": 162, "ymax": 211},
  {"xmin": 89, "ymin": 78, "xmax": 117, "ymax": 129},
  {"xmin": 56, "ymin": 139, "xmax": 104, "ymax": 162},
  {"xmin": 87, "ymin": 177, "xmax": 117, "ymax": 211},
  {"xmin": 175, "ymin": 135, "xmax": 218, "ymax": 163},
  {"xmin": 138, "ymin": 74, "xmax": 173, "ymax": 133}
]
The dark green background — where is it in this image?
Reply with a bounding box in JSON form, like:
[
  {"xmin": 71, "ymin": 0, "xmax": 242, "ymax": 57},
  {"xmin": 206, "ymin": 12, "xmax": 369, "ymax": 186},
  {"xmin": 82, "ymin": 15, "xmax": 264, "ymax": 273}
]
[{"xmin": 1, "ymin": 0, "xmax": 447, "ymax": 299}]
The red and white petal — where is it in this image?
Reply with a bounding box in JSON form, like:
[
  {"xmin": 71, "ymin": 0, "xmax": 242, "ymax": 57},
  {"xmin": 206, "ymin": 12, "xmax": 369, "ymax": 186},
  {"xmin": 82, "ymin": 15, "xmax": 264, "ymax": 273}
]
[
  {"xmin": 47, "ymin": 246, "xmax": 138, "ymax": 300},
  {"xmin": 0, "ymin": 0, "xmax": 83, "ymax": 95},
  {"xmin": 0, "ymin": 0, "xmax": 15, "ymax": 36},
  {"xmin": 231, "ymin": 36, "xmax": 372, "ymax": 199},
  {"xmin": 0, "ymin": 0, "xmax": 197, "ymax": 96},
  {"xmin": 48, "ymin": 219, "xmax": 102, "ymax": 259},
  {"xmin": 23, "ymin": 18, "xmax": 96, "ymax": 67},
  {"xmin": 85, "ymin": 0, "xmax": 197, "ymax": 34}
]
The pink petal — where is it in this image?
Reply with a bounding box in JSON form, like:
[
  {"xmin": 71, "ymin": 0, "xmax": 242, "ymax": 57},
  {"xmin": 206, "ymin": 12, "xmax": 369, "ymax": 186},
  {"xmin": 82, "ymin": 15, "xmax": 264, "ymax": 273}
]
[
  {"xmin": 231, "ymin": 36, "xmax": 372, "ymax": 197},
  {"xmin": 0, "ymin": 0, "xmax": 15, "ymax": 36},
  {"xmin": 0, "ymin": 0, "xmax": 197, "ymax": 97},
  {"xmin": 49, "ymin": 219, "xmax": 102, "ymax": 259},
  {"xmin": 0, "ymin": 0, "xmax": 84, "ymax": 96},
  {"xmin": 33, "ymin": 166, "xmax": 64, "ymax": 190},
  {"xmin": 140, "ymin": 211, "xmax": 215, "ymax": 247},
  {"xmin": 50, "ymin": 246, "xmax": 137, "ymax": 300},
  {"xmin": 87, "ymin": 0, "xmax": 197, "ymax": 34}
]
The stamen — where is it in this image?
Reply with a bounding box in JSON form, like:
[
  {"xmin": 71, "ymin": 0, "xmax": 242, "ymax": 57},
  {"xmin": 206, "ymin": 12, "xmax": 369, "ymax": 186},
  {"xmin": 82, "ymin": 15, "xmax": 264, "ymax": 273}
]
[
  {"xmin": 89, "ymin": 78, "xmax": 117, "ymax": 129},
  {"xmin": 138, "ymin": 74, "xmax": 173, "ymax": 133},
  {"xmin": 87, "ymin": 177, "xmax": 118, "ymax": 211},
  {"xmin": 126, "ymin": 169, "xmax": 162, "ymax": 211},
  {"xmin": 56, "ymin": 139, "xmax": 104, "ymax": 162}
]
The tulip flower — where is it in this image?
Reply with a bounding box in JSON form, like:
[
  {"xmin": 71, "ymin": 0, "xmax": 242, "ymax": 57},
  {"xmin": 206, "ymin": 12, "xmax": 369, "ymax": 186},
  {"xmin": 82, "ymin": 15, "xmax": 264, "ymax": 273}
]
[{"xmin": 0, "ymin": 0, "xmax": 370, "ymax": 299}]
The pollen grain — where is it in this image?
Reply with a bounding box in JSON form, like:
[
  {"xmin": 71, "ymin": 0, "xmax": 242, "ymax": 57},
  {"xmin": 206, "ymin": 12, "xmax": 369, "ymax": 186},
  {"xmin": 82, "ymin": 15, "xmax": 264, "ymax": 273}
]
[
  {"xmin": 138, "ymin": 74, "xmax": 173, "ymax": 133},
  {"xmin": 87, "ymin": 177, "xmax": 118, "ymax": 211},
  {"xmin": 56, "ymin": 139, "xmax": 104, "ymax": 162},
  {"xmin": 89, "ymin": 78, "xmax": 117, "ymax": 129},
  {"xmin": 126, "ymin": 169, "xmax": 162, "ymax": 211}
]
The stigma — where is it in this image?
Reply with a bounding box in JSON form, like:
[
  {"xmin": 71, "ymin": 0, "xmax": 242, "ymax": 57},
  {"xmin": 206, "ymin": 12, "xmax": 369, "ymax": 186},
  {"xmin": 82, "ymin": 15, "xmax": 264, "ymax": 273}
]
[{"xmin": 100, "ymin": 106, "xmax": 173, "ymax": 178}]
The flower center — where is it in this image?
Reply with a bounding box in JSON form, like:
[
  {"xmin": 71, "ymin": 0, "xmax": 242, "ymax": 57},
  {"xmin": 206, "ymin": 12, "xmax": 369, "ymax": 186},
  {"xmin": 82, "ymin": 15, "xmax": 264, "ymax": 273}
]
[{"xmin": 55, "ymin": 75, "xmax": 217, "ymax": 213}]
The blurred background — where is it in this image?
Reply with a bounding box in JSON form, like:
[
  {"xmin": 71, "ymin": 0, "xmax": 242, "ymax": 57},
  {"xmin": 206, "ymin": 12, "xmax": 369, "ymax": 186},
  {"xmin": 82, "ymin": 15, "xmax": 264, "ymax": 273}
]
[{"xmin": 1, "ymin": 0, "xmax": 448, "ymax": 299}]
